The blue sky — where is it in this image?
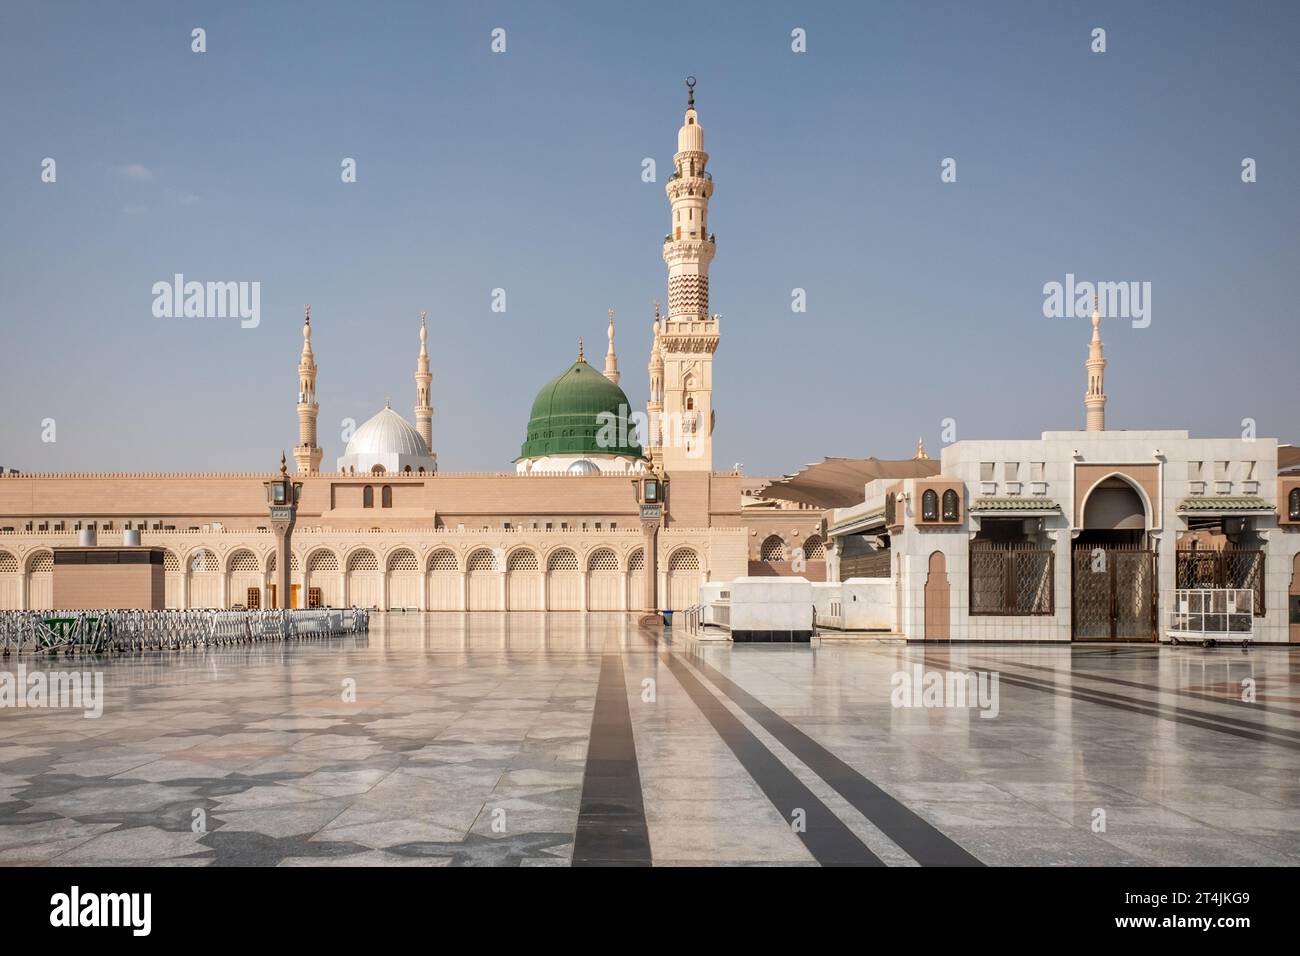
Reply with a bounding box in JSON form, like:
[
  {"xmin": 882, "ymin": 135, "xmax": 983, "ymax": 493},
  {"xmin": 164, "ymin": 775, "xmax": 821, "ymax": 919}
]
[{"xmin": 1, "ymin": 0, "xmax": 1296, "ymax": 476}]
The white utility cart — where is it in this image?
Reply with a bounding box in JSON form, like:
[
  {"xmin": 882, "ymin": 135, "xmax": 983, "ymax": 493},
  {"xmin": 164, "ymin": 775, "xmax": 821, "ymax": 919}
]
[{"xmin": 1165, "ymin": 588, "xmax": 1254, "ymax": 648}]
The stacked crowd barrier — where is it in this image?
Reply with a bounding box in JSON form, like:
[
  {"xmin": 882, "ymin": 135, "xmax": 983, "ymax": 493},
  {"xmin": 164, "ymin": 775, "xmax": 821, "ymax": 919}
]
[{"xmin": 0, "ymin": 608, "xmax": 369, "ymax": 656}]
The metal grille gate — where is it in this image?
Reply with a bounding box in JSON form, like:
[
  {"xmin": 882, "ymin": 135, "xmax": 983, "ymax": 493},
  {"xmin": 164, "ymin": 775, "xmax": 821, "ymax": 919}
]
[{"xmin": 1072, "ymin": 545, "xmax": 1158, "ymax": 641}]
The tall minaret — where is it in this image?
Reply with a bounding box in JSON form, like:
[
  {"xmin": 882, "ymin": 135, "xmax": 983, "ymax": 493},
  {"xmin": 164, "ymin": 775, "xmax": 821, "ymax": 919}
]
[
  {"xmin": 293, "ymin": 304, "xmax": 323, "ymax": 474},
  {"xmin": 414, "ymin": 310, "xmax": 434, "ymax": 450},
  {"xmin": 646, "ymin": 302, "xmax": 665, "ymax": 468},
  {"xmin": 659, "ymin": 76, "xmax": 720, "ymax": 472},
  {"xmin": 1085, "ymin": 295, "xmax": 1107, "ymax": 431},
  {"xmin": 603, "ymin": 308, "xmax": 621, "ymax": 385}
]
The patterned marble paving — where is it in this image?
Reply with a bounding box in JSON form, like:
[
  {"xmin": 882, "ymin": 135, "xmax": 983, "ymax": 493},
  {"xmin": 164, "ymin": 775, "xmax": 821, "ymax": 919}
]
[{"xmin": 0, "ymin": 613, "xmax": 1297, "ymax": 866}]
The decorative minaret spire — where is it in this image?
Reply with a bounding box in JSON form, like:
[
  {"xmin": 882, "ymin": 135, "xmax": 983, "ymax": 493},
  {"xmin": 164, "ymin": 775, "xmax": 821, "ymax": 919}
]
[
  {"xmin": 293, "ymin": 304, "xmax": 323, "ymax": 474},
  {"xmin": 603, "ymin": 308, "xmax": 621, "ymax": 385},
  {"xmin": 646, "ymin": 303, "xmax": 665, "ymax": 468},
  {"xmin": 414, "ymin": 310, "xmax": 434, "ymax": 451},
  {"xmin": 577, "ymin": 337, "xmax": 585, "ymax": 362},
  {"xmin": 1085, "ymin": 294, "xmax": 1107, "ymax": 431},
  {"xmin": 659, "ymin": 77, "xmax": 720, "ymax": 472},
  {"xmin": 914, "ymin": 437, "xmax": 929, "ymax": 460}
]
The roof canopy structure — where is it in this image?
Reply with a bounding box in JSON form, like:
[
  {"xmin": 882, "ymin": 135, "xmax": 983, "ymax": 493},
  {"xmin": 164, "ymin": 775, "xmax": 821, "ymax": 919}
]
[{"xmin": 756, "ymin": 457, "xmax": 941, "ymax": 510}]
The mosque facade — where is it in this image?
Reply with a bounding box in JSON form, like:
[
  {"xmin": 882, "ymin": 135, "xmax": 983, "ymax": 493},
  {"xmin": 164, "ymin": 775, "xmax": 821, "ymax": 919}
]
[{"xmin": 0, "ymin": 83, "xmax": 824, "ymax": 613}]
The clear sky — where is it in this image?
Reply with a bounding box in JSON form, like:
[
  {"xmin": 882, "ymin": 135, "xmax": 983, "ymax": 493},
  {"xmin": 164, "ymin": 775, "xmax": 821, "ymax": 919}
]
[{"xmin": 1, "ymin": 0, "xmax": 1296, "ymax": 476}]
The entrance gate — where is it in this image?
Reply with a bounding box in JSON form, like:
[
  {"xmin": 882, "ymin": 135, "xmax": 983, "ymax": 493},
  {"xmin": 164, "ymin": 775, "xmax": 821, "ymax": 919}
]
[{"xmin": 1071, "ymin": 545, "xmax": 1158, "ymax": 641}]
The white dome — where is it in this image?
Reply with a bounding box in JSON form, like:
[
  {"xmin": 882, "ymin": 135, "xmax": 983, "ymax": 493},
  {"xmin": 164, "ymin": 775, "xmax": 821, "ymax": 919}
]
[
  {"xmin": 567, "ymin": 459, "xmax": 601, "ymax": 475},
  {"xmin": 344, "ymin": 406, "xmax": 429, "ymax": 458},
  {"xmin": 336, "ymin": 404, "xmax": 437, "ymax": 475}
]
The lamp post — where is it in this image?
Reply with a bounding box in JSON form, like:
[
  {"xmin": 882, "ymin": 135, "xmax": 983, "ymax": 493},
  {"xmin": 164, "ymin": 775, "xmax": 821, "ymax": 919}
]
[
  {"xmin": 632, "ymin": 466, "xmax": 667, "ymax": 614},
  {"xmin": 264, "ymin": 451, "xmax": 303, "ymax": 609}
]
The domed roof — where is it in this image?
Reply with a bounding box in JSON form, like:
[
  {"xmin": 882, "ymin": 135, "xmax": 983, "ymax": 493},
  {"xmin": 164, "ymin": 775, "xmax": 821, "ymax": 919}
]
[
  {"xmin": 517, "ymin": 358, "xmax": 644, "ymax": 462},
  {"xmin": 567, "ymin": 459, "xmax": 601, "ymax": 475},
  {"xmin": 344, "ymin": 404, "xmax": 430, "ymax": 459}
]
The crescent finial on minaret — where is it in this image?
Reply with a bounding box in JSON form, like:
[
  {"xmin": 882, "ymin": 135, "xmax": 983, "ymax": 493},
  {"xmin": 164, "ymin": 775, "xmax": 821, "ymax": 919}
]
[
  {"xmin": 686, "ymin": 75, "xmax": 696, "ymax": 109},
  {"xmin": 577, "ymin": 337, "xmax": 584, "ymax": 362}
]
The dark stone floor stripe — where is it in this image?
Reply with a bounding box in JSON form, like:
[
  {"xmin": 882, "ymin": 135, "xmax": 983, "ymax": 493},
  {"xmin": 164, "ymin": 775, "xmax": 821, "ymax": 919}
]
[
  {"xmin": 659, "ymin": 651, "xmax": 884, "ymax": 866},
  {"xmin": 572, "ymin": 652, "xmax": 651, "ymax": 866},
  {"xmin": 684, "ymin": 654, "xmax": 984, "ymax": 867},
  {"xmin": 921, "ymin": 653, "xmax": 1300, "ymax": 751},
  {"xmin": 993, "ymin": 657, "xmax": 1300, "ymax": 719}
]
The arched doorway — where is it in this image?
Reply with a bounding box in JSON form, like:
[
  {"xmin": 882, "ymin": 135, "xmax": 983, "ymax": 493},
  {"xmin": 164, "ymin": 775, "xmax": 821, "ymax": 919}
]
[
  {"xmin": 547, "ymin": 549, "xmax": 581, "ymax": 611},
  {"xmin": 506, "ymin": 549, "xmax": 542, "ymax": 610},
  {"xmin": 923, "ymin": 551, "xmax": 950, "ymax": 640},
  {"xmin": 587, "ymin": 548, "xmax": 622, "ymax": 610},
  {"xmin": 306, "ymin": 549, "xmax": 341, "ymax": 608},
  {"xmin": 427, "ymin": 550, "xmax": 460, "ymax": 610},
  {"xmin": 0, "ymin": 551, "xmax": 19, "ymax": 609},
  {"xmin": 187, "ymin": 549, "xmax": 221, "ymax": 608},
  {"xmin": 1073, "ymin": 474, "xmax": 1157, "ymax": 641},
  {"xmin": 466, "ymin": 548, "xmax": 502, "ymax": 610},
  {"xmin": 627, "ymin": 549, "xmax": 646, "ymax": 611},
  {"xmin": 346, "ymin": 549, "xmax": 380, "ymax": 609},
  {"xmin": 666, "ymin": 548, "xmax": 701, "ymax": 611},
  {"xmin": 227, "ymin": 550, "xmax": 262, "ymax": 609},
  {"xmin": 386, "ymin": 549, "xmax": 420, "ymax": 609},
  {"xmin": 26, "ymin": 551, "xmax": 53, "ymax": 610}
]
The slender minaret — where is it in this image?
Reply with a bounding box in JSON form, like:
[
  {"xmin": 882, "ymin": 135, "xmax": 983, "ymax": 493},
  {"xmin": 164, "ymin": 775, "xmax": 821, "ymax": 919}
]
[
  {"xmin": 1085, "ymin": 294, "xmax": 1107, "ymax": 431},
  {"xmin": 414, "ymin": 310, "xmax": 434, "ymax": 450},
  {"xmin": 293, "ymin": 304, "xmax": 323, "ymax": 474},
  {"xmin": 659, "ymin": 76, "xmax": 720, "ymax": 472},
  {"xmin": 603, "ymin": 308, "xmax": 621, "ymax": 385},
  {"xmin": 646, "ymin": 303, "xmax": 665, "ymax": 468}
]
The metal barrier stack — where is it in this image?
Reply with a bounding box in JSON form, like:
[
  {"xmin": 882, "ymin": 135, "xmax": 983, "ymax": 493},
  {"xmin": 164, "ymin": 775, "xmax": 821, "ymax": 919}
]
[{"xmin": 0, "ymin": 607, "xmax": 369, "ymax": 656}]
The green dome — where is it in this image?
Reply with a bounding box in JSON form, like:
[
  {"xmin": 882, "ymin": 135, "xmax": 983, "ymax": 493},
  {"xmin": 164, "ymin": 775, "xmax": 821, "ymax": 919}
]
[{"xmin": 517, "ymin": 358, "xmax": 644, "ymax": 462}]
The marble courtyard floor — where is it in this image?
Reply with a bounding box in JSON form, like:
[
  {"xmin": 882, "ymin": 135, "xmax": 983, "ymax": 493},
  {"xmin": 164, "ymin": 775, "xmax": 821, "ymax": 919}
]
[{"xmin": 0, "ymin": 613, "xmax": 1297, "ymax": 866}]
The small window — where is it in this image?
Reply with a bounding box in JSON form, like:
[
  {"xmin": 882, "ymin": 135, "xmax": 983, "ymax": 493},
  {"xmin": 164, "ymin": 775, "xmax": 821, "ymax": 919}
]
[
  {"xmin": 1290, "ymin": 487, "xmax": 1300, "ymax": 521},
  {"xmin": 942, "ymin": 489, "xmax": 959, "ymax": 522},
  {"xmin": 381, "ymin": 486, "xmax": 392, "ymax": 508},
  {"xmin": 362, "ymin": 487, "xmax": 374, "ymax": 508},
  {"xmin": 1003, "ymin": 462, "xmax": 1019, "ymax": 481},
  {"xmin": 1031, "ymin": 462, "xmax": 1045, "ymax": 482},
  {"xmin": 979, "ymin": 462, "xmax": 995, "ymax": 482},
  {"xmin": 921, "ymin": 489, "xmax": 939, "ymax": 522}
]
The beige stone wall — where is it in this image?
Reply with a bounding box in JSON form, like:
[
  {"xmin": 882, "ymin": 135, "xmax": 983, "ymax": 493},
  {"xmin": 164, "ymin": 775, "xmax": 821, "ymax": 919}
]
[
  {"xmin": 0, "ymin": 525, "xmax": 745, "ymax": 612},
  {"xmin": 53, "ymin": 561, "xmax": 165, "ymax": 611}
]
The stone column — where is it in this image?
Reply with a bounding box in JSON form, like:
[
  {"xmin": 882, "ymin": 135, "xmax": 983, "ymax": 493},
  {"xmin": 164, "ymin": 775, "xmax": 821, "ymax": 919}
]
[
  {"xmin": 641, "ymin": 520, "xmax": 659, "ymax": 611},
  {"xmin": 275, "ymin": 527, "xmax": 291, "ymax": 610}
]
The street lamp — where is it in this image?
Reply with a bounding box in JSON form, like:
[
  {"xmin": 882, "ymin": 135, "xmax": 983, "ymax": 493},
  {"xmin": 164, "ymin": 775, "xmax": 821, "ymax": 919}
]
[{"xmin": 263, "ymin": 451, "xmax": 303, "ymax": 608}]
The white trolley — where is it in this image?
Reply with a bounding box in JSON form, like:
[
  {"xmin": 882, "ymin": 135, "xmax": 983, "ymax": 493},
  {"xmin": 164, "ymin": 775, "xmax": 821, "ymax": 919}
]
[{"xmin": 1165, "ymin": 588, "xmax": 1254, "ymax": 648}]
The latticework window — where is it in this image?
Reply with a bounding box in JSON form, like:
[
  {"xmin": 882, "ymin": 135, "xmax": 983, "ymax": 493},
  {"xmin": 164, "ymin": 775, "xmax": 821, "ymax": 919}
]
[
  {"xmin": 507, "ymin": 550, "xmax": 539, "ymax": 571},
  {"xmin": 387, "ymin": 549, "xmax": 418, "ymax": 572},
  {"xmin": 588, "ymin": 549, "xmax": 618, "ymax": 571},
  {"xmin": 802, "ymin": 535, "xmax": 825, "ymax": 559},
  {"xmin": 467, "ymin": 549, "xmax": 499, "ymax": 572},
  {"xmin": 1291, "ymin": 488, "xmax": 1300, "ymax": 521},
  {"xmin": 0, "ymin": 552, "xmax": 17, "ymax": 573},
  {"xmin": 759, "ymin": 535, "xmax": 785, "ymax": 561},
  {"xmin": 942, "ymin": 489, "xmax": 960, "ymax": 522},
  {"xmin": 548, "ymin": 549, "xmax": 579, "ymax": 572},
  {"xmin": 921, "ymin": 489, "xmax": 939, "ymax": 522},
  {"xmin": 308, "ymin": 550, "xmax": 339, "ymax": 572},
  {"xmin": 164, "ymin": 551, "xmax": 180, "ymax": 572},
  {"xmin": 228, "ymin": 551, "xmax": 259, "ymax": 573},
  {"xmin": 669, "ymin": 549, "xmax": 699, "ymax": 571},
  {"xmin": 348, "ymin": 550, "xmax": 379, "ymax": 572},
  {"xmin": 628, "ymin": 549, "xmax": 645, "ymax": 571},
  {"xmin": 29, "ymin": 552, "xmax": 54, "ymax": 573},
  {"xmin": 190, "ymin": 550, "xmax": 219, "ymax": 572},
  {"xmin": 267, "ymin": 552, "xmax": 300, "ymax": 573},
  {"xmin": 429, "ymin": 550, "xmax": 458, "ymax": 572}
]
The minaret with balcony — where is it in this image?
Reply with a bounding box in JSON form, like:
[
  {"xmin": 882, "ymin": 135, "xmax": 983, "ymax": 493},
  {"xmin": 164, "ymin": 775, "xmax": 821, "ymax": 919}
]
[
  {"xmin": 659, "ymin": 76, "xmax": 720, "ymax": 472},
  {"xmin": 414, "ymin": 311, "xmax": 434, "ymax": 450},
  {"xmin": 293, "ymin": 305, "xmax": 323, "ymax": 474},
  {"xmin": 1085, "ymin": 296, "xmax": 1107, "ymax": 431}
]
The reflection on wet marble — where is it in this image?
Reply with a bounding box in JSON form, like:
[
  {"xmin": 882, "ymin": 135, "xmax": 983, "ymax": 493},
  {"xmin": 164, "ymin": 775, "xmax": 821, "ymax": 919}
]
[{"xmin": 0, "ymin": 612, "xmax": 1296, "ymax": 865}]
